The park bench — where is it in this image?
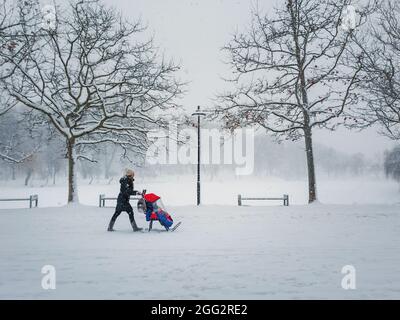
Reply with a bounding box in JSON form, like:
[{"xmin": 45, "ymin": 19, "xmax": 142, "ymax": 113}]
[
  {"xmin": 238, "ymin": 194, "xmax": 289, "ymax": 206},
  {"xmin": 0, "ymin": 194, "xmax": 38, "ymax": 208},
  {"xmin": 98, "ymin": 194, "xmax": 141, "ymax": 207}
]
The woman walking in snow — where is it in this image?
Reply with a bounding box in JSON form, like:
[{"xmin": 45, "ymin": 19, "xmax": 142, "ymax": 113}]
[{"xmin": 107, "ymin": 169, "xmax": 143, "ymax": 232}]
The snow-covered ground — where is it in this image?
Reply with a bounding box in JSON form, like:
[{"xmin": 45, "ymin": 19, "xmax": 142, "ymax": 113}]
[
  {"xmin": 0, "ymin": 177, "xmax": 399, "ymax": 299},
  {"xmin": 0, "ymin": 203, "xmax": 399, "ymax": 299}
]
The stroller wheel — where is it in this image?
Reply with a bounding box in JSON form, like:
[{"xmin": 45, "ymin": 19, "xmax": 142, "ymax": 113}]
[{"xmin": 137, "ymin": 198, "xmax": 146, "ymax": 213}]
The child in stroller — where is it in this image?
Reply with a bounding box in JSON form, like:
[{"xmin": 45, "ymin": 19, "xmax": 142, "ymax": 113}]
[{"xmin": 137, "ymin": 191, "xmax": 177, "ymax": 232}]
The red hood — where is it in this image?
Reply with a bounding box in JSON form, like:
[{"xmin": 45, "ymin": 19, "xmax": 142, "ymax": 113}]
[{"xmin": 144, "ymin": 193, "xmax": 160, "ymax": 203}]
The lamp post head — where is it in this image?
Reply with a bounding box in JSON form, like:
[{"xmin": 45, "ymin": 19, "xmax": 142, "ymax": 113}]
[{"xmin": 191, "ymin": 105, "xmax": 206, "ymax": 117}]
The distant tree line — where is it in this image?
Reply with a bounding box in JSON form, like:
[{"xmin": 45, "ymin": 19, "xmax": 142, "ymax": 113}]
[{"xmin": 384, "ymin": 146, "xmax": 400, "ymax": 183}]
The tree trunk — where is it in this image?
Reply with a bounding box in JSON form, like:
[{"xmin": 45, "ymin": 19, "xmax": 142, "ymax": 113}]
[
  {"xmin": 11, "ymin": 166, "xmax": 16, "ymax": 180},
  {"xmin": 304, "ymin": 126, "xmax": 317, "ymax": 203},
  {"xmin": 104, "ymin": 145, "xmax": 116, "ymax": 179},
  {"xmin": 53, "ymin": 167, "xmax": 56, "ymax": 185},
  {"xmin": 24, "ymin": 168, "xmax": 33, "ymax": 186},
  {"xmin": 288, "ymin": 0, "xmax": 318, "ymax": 203},
  {"xmin": 67, "ymin": 138, "xmax": 78, "ymax": 203}
]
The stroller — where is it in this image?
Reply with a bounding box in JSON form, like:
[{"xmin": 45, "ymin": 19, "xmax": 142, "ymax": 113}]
[{"xmin": 137, "ymin": 191, "xmax": 180, "ymax": 232}]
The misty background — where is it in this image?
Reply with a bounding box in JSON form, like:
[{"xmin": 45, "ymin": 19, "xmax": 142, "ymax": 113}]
[
  {"xmin": 103, "ymin": 0, "xmax": 394, "ymax": 156},
  {"xmin": 0, "ymin": 0, "xmax": 397, "ymax": 189}
]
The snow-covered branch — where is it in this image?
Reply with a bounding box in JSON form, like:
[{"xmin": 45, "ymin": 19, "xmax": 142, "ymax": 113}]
[{"xmin": 346, "ymin": 0, "xmax": 400, "ymax": 140}]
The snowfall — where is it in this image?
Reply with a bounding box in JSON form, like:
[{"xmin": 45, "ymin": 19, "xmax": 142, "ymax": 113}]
[{"xmin": 0, "ymin": 175, "xmax": 399, "ymax": 299}]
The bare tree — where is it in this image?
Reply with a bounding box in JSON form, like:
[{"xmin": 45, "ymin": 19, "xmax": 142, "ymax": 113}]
[
  {"xmin": 217, "ymin": 0, "xmax": 371, "ymax": 203},
  {"xmin": 0, "ymin": 0, "xmax": 44, "ymax": 163},
  {"xmin": 1, "ymin": 0, "xmax": 183, "ymax": 203},
  {"xmin": 347, "ymin": 0, "xmax": 400, "ymax": 140}
]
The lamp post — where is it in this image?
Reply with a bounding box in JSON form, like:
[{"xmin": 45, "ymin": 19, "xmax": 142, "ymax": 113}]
[{"xmin": 191, "ymin": 106, "xmax": 206, "ymax": 206}]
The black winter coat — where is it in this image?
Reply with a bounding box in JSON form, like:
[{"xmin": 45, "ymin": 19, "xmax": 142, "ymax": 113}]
[{"xmin": 116, "ymin": 176, "xmax": 138, "ymax": 212}]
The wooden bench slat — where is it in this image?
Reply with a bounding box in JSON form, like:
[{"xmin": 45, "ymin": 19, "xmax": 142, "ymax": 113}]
[
  {"xmin": 0, "ymin": 195, "xmax": 38, "ymax": 208},
  {"xmin": 238, "ymin": 194, "xmax": 289, "ymax": 206},
  {"xmin": 242, "ymin": 197, "xmax": 284, "ymax": 200},
  {"xmin": 99, "ymin": 195, "xmax": 141, "ymax": 207}
]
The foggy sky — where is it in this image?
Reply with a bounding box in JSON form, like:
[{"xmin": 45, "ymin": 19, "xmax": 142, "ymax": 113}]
[{"xmin": 51, "ymin": 0, "xmax": 396, "ymax": 157}]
